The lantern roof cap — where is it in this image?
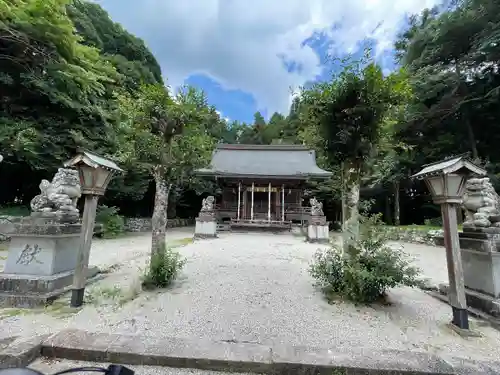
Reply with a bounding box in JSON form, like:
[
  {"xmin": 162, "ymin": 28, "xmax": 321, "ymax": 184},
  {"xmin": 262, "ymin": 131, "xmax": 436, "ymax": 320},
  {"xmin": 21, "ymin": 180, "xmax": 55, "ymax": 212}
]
[
  {"xmin": 64, "ymin": 149, "xmax": 123, "ymax": 173},
  {"xmin": 411, "ymin": 153, "xmax": 486, "ymax": 180}
]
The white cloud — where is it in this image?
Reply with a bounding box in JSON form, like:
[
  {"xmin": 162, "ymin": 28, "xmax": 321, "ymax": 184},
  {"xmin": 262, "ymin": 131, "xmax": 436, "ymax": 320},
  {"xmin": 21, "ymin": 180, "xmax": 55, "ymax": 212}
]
[
  {"xmin": 215, "ymin": 110, "xmax": 230, "ymax": 123},
  {"xmin": 97, "ymin": 0, "xmax": 441, "ymax": 116}
]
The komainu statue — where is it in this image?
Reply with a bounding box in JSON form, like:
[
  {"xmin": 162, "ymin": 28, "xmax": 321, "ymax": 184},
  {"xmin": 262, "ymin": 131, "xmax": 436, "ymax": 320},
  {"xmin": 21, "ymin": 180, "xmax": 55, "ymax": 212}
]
[
  {"xmin": 200, "ymin": 196, "xmax": 215, "ymax": 212},
  {"xmin": 30, "ymin": 168, "xmax": 82, "ymax": 223},
  {"xmin": 309, "ymin": 197, "xmax": 324, "ymax": 216},
  {"xmin": 462, "ymin": 177, "xmax": 500, "ymax": 228}
]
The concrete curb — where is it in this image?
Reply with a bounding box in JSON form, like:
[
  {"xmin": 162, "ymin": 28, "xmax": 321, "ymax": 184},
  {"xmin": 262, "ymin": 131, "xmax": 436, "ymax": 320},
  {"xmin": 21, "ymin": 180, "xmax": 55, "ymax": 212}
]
[
  {"xmin": 425, "ymin": 290, "xmax": 500, "ymax": 331},
  {"xmin": 36, "ymin": 329, "xmax": 500, "ymax": 375},
  {"xmin": 0, "ymin": 335, "xmax": 49, "ymax": 369}
]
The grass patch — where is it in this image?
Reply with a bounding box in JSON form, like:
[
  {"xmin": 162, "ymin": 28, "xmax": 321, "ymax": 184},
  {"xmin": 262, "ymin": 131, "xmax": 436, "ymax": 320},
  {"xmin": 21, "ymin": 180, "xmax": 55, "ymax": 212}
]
[
  {"xmin": 396, "ymin": 225, "xmax": 442, "ymax": 230},
  {"xmin": 0, "ymin": 206, "xmax": 29, "ymax": 217},
  {"xmin": 0, "ymin": 302, "xmax": 82, "ymax": 320},
  {"xmin": 387, "ymin": 224, "xmax": 463, "ymax": 232},
  {"xmin": 0, "ymin": 308, "xmax": 29, "ymax": 319},
  {"xmin": 169, "ymin": 237, "xmax": 193, "ymax": 248},
  {"xmin": 43, "ymin": 301, "xmax": 81, "ymax": 318},
  {"xmin": 85, "ymin": 283, "xmax": 140, "ymax": 308}
]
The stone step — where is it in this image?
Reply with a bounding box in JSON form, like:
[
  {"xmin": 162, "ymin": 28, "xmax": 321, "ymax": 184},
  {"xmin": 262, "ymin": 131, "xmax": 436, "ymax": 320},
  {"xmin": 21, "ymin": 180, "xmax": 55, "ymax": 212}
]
[
  {"xmin": 32, "ymin": 328, "xmax": 499, "ymax": 375},
  {"xmin": 216, "ymin": 224, "xmax": 230, "ymax": 231}
]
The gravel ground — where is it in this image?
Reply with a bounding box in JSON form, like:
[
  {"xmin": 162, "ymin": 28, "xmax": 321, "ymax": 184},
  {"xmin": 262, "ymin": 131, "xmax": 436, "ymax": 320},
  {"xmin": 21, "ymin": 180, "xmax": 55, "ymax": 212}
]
[
  {"xmin": 389, "ymin": 241, "xmax": 449, "ymax": 286},
  {"xmin": 1, "ymin": 230, "xmax": 500, "ymax": 363}
]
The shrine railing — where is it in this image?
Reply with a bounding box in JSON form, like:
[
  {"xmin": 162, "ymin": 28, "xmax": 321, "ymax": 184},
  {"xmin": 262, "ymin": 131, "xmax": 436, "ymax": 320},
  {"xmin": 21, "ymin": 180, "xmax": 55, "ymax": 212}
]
[{"xmin": 215, "ymin": 203, "xmax": 311, "ymax": 214}]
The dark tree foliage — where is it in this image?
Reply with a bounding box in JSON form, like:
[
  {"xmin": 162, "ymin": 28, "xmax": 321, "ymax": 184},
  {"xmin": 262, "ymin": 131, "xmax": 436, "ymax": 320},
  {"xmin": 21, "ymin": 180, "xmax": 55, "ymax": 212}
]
[{"xmin": 3, "ymin": 0, "xmax": 500, "ymax": 226}]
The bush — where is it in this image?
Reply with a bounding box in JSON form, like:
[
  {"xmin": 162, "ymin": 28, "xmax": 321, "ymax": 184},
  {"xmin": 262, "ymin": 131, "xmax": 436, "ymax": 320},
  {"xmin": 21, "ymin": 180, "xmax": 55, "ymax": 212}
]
[
  {"xmin": 95, "ymin": 205, "xmax": 125, "ymax": 238},
  {"xmin": 310, "ymin": 215, "xmax": 422, "ymax": 304},
  {"xmin": 141, "ymin": 246, "xmax": 187, "ymax": 290}
]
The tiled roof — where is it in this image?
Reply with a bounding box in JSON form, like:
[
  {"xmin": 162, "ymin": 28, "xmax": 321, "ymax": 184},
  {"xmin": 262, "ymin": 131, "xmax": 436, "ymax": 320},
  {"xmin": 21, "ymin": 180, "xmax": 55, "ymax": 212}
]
[{"xmin": 196, "ymin": 144, "xmax": 332, "ymax": 179}]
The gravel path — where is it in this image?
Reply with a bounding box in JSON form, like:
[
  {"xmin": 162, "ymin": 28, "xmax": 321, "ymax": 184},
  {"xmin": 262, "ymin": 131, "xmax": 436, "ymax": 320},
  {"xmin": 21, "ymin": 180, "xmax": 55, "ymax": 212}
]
[
  {"xmin": 1, "ymin": 230, "xmax": 500, "ymax": 363},
  {"xmin": 389, "ymin": 241, "xmax": 449, "ymax": 286}
]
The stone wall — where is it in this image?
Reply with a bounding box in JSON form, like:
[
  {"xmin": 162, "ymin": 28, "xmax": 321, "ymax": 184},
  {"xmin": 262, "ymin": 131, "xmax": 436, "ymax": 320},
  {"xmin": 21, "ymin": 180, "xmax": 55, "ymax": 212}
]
[
  {"xmin": 0, "ymin": 216, "xmax": 15, "ymax": 240},
  {"xmin": 382, "ymin": 226, "xmax": 444, "ymax": 246},
  {"xmin": 1, "ymin": 216, "xmax": 194, "ymax": 237},
  {"xmin": 124, "ymin": 217, "xmax": 194, "ymax": 232}
]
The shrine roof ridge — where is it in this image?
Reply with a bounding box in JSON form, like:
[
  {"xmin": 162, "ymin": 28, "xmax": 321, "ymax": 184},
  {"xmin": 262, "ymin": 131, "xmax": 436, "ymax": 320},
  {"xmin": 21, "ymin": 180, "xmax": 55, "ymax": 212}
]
[{"xmin": 215, "ymin": 144, "xmax": 311, "ymax": 151}]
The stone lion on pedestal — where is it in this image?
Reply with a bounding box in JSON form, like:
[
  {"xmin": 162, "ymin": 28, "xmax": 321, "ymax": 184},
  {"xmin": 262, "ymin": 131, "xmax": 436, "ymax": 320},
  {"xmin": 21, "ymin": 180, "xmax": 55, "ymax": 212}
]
[
  {"xmin": 309, "ymin": 197, "xmax": 324, "ymax": 216},
  {"xmin": 30, "ymin": 168, "xmax": 82, "ymax": 223},
  {"xmin": 462, "ymin": 177, "xmax": 500, "ymax": 228},
  {"xmin": 201, "ymin": 196, "xmax": 215, "ymax": 212}
]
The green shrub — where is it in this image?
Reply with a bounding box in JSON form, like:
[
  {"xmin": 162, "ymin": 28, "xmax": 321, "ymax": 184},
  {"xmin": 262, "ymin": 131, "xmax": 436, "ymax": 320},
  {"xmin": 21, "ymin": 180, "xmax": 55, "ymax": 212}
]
[
  {"xmin": 310, "ymin": 215, "xmax": 422, "ymax": 304},
  {"xmin": 141, "ymin": 246, "xmax": 187, "ymax": 290},
  {"xmin": 95, "ymin": 205, "xmax": 125, "ymax": 238}
]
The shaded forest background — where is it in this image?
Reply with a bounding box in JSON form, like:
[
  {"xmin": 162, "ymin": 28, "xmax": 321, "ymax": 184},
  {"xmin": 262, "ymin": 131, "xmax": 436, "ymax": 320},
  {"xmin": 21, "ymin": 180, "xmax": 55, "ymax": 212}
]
[{"xmin": 1, "ymin": 0, "xmax": 499, "ymax": 226}]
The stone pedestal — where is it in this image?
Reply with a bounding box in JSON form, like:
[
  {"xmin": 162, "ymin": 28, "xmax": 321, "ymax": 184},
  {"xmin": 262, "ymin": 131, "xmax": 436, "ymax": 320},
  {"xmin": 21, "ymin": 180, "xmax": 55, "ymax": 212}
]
[
  {"xmin": 0, "ymin": 218, "xmax": 98, "ymax": 308},
  {"xmin": 194, "ymin": 213, "xmax": 217, "ymax": 239},
  {"xmin": 437, "ymin": 227, "xmax": 500, "ymax": 318},
  {"xmin": 306, "ymin": 215, "xmax": 329, "ymax": 244}
]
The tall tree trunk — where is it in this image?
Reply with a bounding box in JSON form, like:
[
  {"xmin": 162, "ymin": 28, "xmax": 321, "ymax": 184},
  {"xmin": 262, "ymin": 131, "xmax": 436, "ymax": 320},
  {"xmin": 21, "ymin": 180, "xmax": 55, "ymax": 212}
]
[
  {"xmin": 341, "ymin": 162, "xmax": 346, "ymax": 231},
  {"xmin": 342, "ymin": 160, "xmax": 362, "ymax": 254},
  {"xmin": 455, "ymin": 62, "xmax": 479, "ymax": 160},
  {"xmin": 167, "ymin": 192, "xmax": 177, "ymax": 219},
  {"xmin": 385, "ymin": 194, "xmax": 392, "ymax": 225},
  {"xmin": 394, "ymin": 180, "xmax": 400, "ymax": 226},
  {"xmin": 151, "ymin": 165, "xmax": 171, "ymax": 260},
  {"xmin": 465, "ymin": 117, "xmax": 478, "ymax": 160}
]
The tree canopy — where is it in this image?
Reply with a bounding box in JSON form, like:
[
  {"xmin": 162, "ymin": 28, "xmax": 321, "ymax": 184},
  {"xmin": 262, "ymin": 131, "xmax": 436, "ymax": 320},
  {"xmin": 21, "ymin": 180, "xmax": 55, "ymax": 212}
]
[{"xmin": 2, "ymin": 0, "xmax": 500, "ymax": 228}]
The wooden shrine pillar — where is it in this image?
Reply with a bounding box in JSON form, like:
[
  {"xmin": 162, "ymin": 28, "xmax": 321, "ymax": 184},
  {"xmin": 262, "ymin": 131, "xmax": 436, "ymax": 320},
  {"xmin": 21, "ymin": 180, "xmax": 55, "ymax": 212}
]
[
  {"xmin": 281, "ymin": 184, "xmax": 285, "ymax": 222},
  {"xmin": 237, "ymin": 181, "xmax": 241, "ymax": 220},
  {"xmin": 268, "ymin": 183, "xmax": 271, "ymax": 222},
  {"xmin": 251, "ymin": 182, "xmax": 254, "ymax": 220}
]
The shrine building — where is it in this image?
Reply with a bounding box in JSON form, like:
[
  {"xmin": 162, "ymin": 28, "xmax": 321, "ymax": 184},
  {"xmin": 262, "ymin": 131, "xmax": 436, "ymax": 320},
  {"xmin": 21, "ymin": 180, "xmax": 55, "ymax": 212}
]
[{"xmin": 195, "ymin": 144, "xmax": 332, "ymax": 229}]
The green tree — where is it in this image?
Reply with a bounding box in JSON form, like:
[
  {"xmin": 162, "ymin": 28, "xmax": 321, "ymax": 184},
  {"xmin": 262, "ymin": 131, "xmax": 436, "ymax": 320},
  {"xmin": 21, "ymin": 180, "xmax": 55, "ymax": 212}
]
[
  {"xmin": 115, "ymin": 84, "xmax": 214, "ymax": 258},
  {"xmin": 300, "ymin": 57, "xmax": 407, "ymax": 248},
  {"xmin": 0, "ymin": 0, "xmax": 120, "ymax": 203},
  {"xmin": 0, "ymin": 0, "xmax": 166, "ymax": 212},
  {"xmin": 67, "ymin": 0, "xmax": 163, "ymax": 88}
]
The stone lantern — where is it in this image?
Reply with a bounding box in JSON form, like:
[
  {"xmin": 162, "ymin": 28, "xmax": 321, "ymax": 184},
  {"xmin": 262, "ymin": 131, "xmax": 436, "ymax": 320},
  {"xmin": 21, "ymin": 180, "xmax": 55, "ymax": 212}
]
[
  {"xmin": 64, "ymin": 149, "xmax": 123, "ymax": 307},
  {"xmin": 412, "ymin": 153, "xmax": 486, "ymax": 330}
]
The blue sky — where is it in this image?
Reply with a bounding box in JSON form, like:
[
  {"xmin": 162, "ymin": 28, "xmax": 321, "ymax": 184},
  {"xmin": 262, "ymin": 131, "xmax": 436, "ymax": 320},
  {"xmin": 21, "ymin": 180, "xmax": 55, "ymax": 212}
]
[{"xmin": 96, "ymin": 0, "xmax": 442, "ymax": 124}]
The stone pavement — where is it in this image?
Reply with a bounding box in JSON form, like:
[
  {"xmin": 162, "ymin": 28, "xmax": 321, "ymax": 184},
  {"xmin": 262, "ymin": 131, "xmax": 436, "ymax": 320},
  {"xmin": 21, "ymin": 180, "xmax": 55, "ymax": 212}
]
[
  {"xmin": 1, "ymin": 229, "xmax": 500, "ymax": 371},
  {"xmin": 1, "ymin": 329, "xmax": 499, "ymax": 374},
  {"xmin": 30, "ymin": 358, "xmax": 250, "ymax": 375},
  {"xmin": 30, "ymin": 329, "xmax": 500, "ymax": 374}
]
